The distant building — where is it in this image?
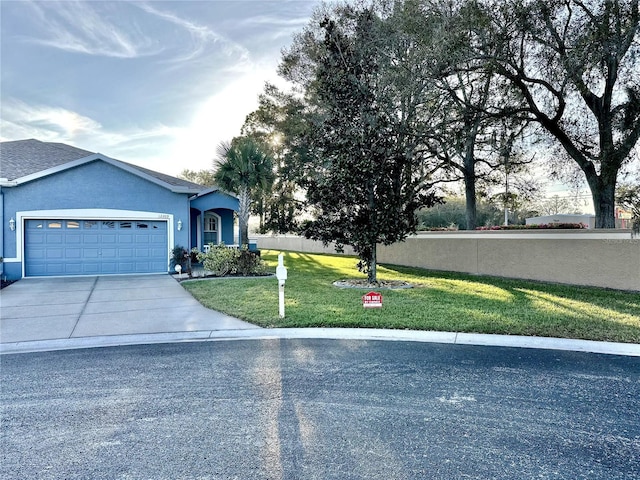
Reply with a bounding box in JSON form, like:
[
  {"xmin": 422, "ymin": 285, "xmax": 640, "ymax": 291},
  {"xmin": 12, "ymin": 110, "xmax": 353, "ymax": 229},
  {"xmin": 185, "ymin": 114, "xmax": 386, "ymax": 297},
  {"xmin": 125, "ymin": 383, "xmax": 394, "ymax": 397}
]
[
  {"xmin": 615, "ymin": 207, "xmax": 633, "ymax": 229},
  {"xmin": 525, "ymin": 214, "xmax": 596, "ymax": 229}
]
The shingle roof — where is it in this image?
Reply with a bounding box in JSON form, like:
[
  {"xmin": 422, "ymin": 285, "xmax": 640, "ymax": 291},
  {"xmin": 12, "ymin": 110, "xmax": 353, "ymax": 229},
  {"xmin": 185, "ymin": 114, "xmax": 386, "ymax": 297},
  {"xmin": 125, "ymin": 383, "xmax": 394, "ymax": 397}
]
[
  {"xmin": 0, "ymin": 139, "xmax": 207, "ymax": 192},
  {"xmin": 115, "ymin": 160, "xmax": 204, "ymax": 190},
  {"xmin": 0, "ymin": 139, "xmax": 94, "ymax": 181}
]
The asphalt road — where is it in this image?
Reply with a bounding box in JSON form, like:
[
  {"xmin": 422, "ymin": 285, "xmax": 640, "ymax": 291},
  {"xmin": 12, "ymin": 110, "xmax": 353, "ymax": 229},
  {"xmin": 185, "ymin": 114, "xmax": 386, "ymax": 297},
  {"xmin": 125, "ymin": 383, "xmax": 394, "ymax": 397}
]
[{"xmin": 1, "ymin": 339, "xmax": 639, "ymax": 480}]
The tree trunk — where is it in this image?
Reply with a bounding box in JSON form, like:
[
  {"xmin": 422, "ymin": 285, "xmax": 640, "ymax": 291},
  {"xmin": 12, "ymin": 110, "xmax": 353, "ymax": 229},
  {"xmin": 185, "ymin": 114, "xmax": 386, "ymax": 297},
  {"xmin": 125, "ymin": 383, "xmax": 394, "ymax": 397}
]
[
  {"xmin": 464, "ymin": 170, "xmax": 477, "ymax": 230},
  {"xmin": 367, "ymin": 175, "xmax": 378, "ymax": 285},
  {"xmin": 258, "ymin": 196, "xmax": 265, "ymax": 234},
  {"xmin": 368, "ymin": 242, "xmax": 377, "ymax": 285},
  {"xmin": 238, "ymin": 185, "xmax": 251, "ymax": 246},
  {"xmin": 591, "ymin": 182, "xmax": 616, "ymax": 229},
  {"xmin": 240, "ymin": 223, "xmax": 249, "ymax": 248},
  {"xmin": 462, "ymin": 116, "xmax": 479, "ymax": 231},
  {"xmin": 584, "ymin": 164, "xmax": 617, "ymax": 229}
]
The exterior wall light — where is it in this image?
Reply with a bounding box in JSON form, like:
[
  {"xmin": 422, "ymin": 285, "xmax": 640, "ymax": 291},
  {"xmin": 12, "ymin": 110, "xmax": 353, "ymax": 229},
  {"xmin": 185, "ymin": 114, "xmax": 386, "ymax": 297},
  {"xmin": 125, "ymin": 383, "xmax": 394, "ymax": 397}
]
[
  {"xmin": 9, "ymin": 217, "xmax": 16, "ymax": 231},
  {"xmin": 177, "ymin": 219, "xmax": 183, "ymax": 231}
]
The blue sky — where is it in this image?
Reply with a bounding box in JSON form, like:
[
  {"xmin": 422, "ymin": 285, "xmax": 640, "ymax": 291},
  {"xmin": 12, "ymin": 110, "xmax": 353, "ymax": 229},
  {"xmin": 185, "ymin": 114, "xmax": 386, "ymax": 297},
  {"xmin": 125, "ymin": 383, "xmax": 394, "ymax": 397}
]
[{"xmin": 1, "ymin": 0, "xmax": 322, "ymax": 175}]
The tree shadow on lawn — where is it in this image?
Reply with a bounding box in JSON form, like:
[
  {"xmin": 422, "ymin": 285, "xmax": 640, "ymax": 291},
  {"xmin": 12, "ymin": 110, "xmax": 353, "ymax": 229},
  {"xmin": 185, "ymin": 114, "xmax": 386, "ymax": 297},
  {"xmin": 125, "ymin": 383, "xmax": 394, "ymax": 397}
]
[
  {"xmin": 286, "ymin": 284, "xmax": 640, "ymax": 342},
  {"xmin": 219, "ymin": 252, "xmax": 640, "ymax": 342},
  {"xmin": 375, "ymin": 264, "xmax": 640, "ymax": 342},
  {"xmin": 263, "ymin": 251, "xmax": 368, "ymax": 283},
  {"xmin": 384, "ymin": 262, "xmax": 639, "ymax": 311}
]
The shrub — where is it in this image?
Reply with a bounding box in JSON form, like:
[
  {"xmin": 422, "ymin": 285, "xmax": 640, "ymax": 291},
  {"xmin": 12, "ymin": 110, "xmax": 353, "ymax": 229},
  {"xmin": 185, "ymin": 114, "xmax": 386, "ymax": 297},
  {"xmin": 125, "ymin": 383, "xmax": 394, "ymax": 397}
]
[
  {"xmin": 236, "ymin": 247, "xmax": 266, "ymax": 276},
  {"xmin": 475, "ymin": 223, "xmax": 586, "ymax": 230},
  {"xmin": 417, "ymin": 197, "xmax": 503, "ymax": 230},
  {"xmin": 197, "ymin": 243, "xmax": 237, "ymax": 276},
  {"xmin": 196, "ymin": 243, "xmax": 267, "ymax": 277}
]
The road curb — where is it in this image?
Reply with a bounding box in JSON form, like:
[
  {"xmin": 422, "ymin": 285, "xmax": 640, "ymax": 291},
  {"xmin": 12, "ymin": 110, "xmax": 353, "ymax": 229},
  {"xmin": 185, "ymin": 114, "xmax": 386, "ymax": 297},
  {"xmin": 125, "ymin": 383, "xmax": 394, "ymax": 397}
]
[{"xmin": 1, "ymin": 328, "xmax": 639, "ymax": 356}]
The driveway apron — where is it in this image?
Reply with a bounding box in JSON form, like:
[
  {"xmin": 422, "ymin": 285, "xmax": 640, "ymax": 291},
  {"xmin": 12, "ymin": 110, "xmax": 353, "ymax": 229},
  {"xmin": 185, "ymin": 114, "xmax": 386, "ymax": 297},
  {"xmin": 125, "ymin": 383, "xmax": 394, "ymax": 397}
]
[{"xmin": 0, "ymin": 275, "xmax": 256, "ymax": 343}]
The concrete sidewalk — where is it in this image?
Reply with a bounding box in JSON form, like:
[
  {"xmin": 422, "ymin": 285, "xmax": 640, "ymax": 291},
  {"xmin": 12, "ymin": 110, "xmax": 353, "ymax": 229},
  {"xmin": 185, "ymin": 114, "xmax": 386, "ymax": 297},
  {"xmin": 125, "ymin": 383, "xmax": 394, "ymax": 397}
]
[{"xmin": 0, "ymin": 275, "xmax": 255, "ymax": 345}]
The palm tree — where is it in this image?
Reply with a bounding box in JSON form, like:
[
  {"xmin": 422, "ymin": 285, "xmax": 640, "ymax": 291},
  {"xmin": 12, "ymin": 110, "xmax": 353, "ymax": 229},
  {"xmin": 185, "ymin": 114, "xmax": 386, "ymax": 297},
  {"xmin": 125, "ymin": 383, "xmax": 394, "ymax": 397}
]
[{"xmin": 214, "ymin": 138, "xmax": 274, "ymax": 247}]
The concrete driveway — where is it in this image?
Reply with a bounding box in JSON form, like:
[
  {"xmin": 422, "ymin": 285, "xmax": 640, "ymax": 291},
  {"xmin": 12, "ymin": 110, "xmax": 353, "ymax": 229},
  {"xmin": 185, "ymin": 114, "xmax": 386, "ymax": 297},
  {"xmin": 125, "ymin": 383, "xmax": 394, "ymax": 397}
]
[{"xmin": 0, "ymin": 275, "xmax": 256, "ymax": 343}]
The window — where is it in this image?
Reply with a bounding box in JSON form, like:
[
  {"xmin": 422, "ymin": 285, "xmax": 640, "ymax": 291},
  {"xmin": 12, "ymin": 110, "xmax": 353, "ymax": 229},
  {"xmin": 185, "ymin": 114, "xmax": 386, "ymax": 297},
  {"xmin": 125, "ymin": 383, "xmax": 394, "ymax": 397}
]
[
  {"xmin": 48, "ymin": 221, "xmax": 61, "ymax": 229},
  {"xmin": 66, "ymin": 221, "xmax": 80, "ymax": 229},
  {"xmin": 205, "ymin": 216, "xmax": 217, "ymax": 232},
  {"xmin": 136, "ymin": 222, "xmax": 148, "ymax": 229},
  {"xmin": 120, "ymin": 222, "xmax": 132, "ymax": 229},
  {"xmin": 85, "ymin": 221, "xmax": 97, "ymax": 229},
  {"xmin": 103, "ymin": 221, "xmax": 115, "ymax": 229},
  {"xmin": 203, "ymin": 215, "xmax": 219, "ymax": 245}
]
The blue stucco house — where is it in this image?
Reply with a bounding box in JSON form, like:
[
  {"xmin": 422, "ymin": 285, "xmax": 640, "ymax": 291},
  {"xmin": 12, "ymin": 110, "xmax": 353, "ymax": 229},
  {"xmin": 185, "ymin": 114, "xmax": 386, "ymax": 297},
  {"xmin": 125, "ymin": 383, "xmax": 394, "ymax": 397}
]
[{"xmin": 0, "ymin": 139, "xmax": 239, "ymax": 279}]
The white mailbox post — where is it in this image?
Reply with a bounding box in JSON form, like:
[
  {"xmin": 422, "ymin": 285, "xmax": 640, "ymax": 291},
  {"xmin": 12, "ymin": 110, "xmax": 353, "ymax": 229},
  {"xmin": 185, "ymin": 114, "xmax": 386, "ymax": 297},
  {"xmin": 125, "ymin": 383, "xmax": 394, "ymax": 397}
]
[{"xmin": 276, "ymin": 253, "xmax": 288, "ymax": 318}]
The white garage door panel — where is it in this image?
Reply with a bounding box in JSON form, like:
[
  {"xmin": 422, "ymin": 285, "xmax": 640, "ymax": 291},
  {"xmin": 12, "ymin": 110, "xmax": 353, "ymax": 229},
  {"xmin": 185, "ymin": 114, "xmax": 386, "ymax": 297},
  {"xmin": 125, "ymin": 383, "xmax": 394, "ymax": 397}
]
[{"xmin": 25, "ymin": 219, "xmax": 168, "ymax": 276}]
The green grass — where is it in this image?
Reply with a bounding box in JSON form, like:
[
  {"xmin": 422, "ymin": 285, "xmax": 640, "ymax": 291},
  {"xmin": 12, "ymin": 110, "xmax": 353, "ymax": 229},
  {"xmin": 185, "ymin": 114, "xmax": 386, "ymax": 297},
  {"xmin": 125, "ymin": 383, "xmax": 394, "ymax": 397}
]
[{"xmin": 182, "ymin": 250, "xmax": 640, "ymax": 343}]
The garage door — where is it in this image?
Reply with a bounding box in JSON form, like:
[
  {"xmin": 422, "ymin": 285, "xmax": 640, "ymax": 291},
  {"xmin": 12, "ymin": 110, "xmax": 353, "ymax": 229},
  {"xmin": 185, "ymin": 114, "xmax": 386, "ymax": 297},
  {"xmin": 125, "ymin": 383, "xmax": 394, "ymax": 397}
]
[{"xmin": 25, "ymin": 219, "xmax": 168, "ymax": 276}]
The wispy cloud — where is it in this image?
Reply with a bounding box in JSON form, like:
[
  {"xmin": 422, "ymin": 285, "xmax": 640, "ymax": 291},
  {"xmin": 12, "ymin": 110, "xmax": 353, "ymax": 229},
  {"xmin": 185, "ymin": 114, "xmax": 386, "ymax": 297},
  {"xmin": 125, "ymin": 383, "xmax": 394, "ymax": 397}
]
[
  {"xmin": 136, "ymin": 2, "xmax": 250, "ymax": 64},
  {"xmin": 1, "ymin": 99, "xmax": 102, "ymax": 139},
  {"xmin": 238, "ymin": 14, "xmax": 312, "ymax": 41},
  {"xmin": 21, "ymin": 0, "xmax": 161, "ymax": 58},
  {"xmin": 0, "ymin": 98, "xmax": 180, "ymax": 172},
  {"xmin": 0, "ymin": 1, "xmax": 318, "ymax": 175},
  {"xmin": 240, "ymin": 15, "xmax": 311, "ymax": 27},
  {"xmin": 16, "ymin": 0, "xmax": 251, "ymax": 64}
]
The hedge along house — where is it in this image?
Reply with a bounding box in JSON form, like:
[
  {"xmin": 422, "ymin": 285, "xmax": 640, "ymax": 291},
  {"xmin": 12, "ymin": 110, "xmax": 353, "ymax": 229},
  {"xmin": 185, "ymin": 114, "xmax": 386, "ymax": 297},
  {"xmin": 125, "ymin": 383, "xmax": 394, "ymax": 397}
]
[{"xmin": 0, "ymin": 139, "xmax": 239, "ymax": 280}]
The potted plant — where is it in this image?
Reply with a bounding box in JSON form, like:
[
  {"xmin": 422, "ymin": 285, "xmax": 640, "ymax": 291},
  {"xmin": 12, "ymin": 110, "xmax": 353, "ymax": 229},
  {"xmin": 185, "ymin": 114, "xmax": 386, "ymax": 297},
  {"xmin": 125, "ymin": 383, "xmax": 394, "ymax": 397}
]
[{"xmin": 171, "ymin": 246, "xmax": 188, "ymax": 274}]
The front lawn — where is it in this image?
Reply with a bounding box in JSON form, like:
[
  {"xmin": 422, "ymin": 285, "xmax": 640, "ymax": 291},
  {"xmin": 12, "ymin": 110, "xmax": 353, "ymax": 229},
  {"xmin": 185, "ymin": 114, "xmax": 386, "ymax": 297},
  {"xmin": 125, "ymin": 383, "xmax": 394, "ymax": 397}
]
[{"xmin": 182, "ymin": 250, "xmax": 640, "ymax": 343}]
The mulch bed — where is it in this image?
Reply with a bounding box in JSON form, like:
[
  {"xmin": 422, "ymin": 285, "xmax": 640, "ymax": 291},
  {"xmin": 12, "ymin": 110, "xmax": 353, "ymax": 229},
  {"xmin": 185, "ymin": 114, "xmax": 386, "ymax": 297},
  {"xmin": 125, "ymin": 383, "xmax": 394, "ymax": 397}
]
[
  {"xmin": 175, "ymin": 273, "xmax": 275, "ymax": 282},
  {"xmin": 333, "ymin": 279, "xmax": 413, "ymax": 289},
  {"xmin": 1, "ymin": 279, "xmax": 17, "ymax": 290}
]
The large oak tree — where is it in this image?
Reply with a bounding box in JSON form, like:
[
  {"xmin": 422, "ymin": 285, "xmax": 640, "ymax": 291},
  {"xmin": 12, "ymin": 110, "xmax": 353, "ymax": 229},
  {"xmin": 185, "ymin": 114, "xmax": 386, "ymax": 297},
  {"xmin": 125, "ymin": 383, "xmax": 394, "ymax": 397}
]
[{"xmin": 477, "ymin": 0, "xmax": 640, "ymax": 228}]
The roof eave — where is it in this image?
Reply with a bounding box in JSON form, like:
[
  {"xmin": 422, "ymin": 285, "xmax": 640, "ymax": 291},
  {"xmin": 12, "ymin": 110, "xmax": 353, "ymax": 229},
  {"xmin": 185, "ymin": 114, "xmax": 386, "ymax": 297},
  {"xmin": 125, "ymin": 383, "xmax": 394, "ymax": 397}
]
[
  {"xmin": 190, "ymin": 187, "xmax": 238, "ymax": 200},
  {"xmin": 7, "ymin": 153, "xmax": 199, "ymax": 194}
]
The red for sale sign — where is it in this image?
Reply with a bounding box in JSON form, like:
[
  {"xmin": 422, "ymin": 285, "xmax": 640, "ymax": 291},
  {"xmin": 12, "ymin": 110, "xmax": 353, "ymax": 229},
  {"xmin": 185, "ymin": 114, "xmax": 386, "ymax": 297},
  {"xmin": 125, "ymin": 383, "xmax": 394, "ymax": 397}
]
[{"xmin": 362, "ymin": 291, "xmax": 383, "ymax": 308}]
